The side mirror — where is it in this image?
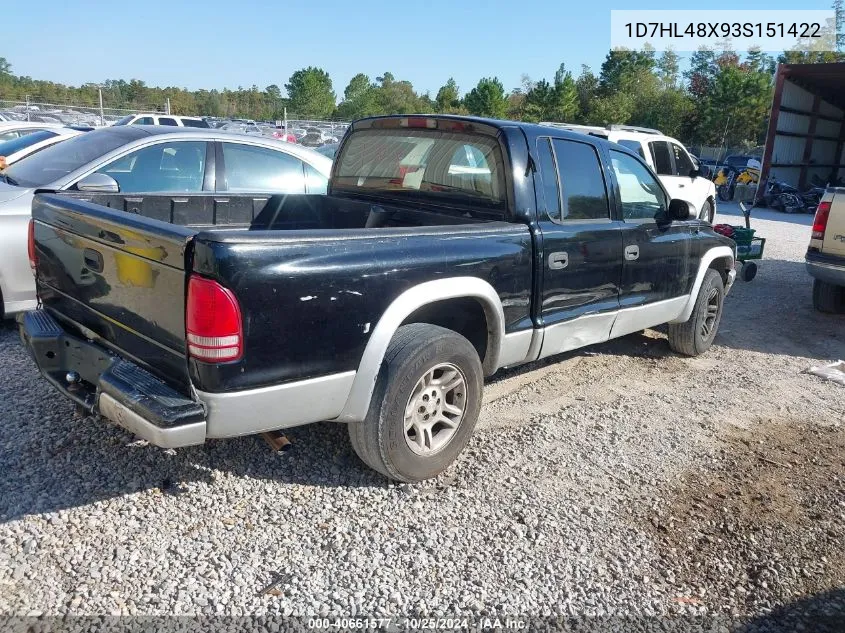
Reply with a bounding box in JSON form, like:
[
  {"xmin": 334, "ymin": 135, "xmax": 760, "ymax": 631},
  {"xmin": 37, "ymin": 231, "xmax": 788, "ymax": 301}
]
[
  {"xmin": 692, "ymin": 165, "xmax": 712, "ymax": 180},
  {"xmin": 76, "ymin": 173, "xmax": 119, "ymax": 193},
  {"xmin": 668, "ymin": 198, "xmax": 693, "ymax": 221}
]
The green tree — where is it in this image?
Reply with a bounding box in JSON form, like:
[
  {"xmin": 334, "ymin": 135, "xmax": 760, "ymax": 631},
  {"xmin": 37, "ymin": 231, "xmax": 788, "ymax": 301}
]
[
  {"xmin": 551, "ymin": 63, "xmax": 578, "ymax": 121},
  {"xmin": 463, "ymin": 77, "xmax": 507, "ymax": 118},
  {"xmin": 343, "ymin": 73, "xmax": 371, "ymax": 102},
  {"xmin": 599, "ymin": 48, "xmax": 655, "ymax": 94},
  {"xmin": 0, "ymin": 57, "xmax": 11, "ymax": 76},
  {"xmin": 575, "ymin": 65, "xmax": 598, "ymax": 122},
  {"xmin": 657, "ymin": 49, "xmax": 679, "ymax": 88},
  {"xmin": 285, "ymin": 67, "xmax": 336, "ymax": 118},
  {"xmin": 435, "ymin": 78, "xmax": 460, "ymax": 112}
]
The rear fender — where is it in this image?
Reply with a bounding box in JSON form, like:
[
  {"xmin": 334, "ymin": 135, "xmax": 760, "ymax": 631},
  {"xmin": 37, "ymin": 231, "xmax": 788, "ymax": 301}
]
[
  {"xmin": 670, "ymin": 246, "xmax": 734, "ymax": 323},
  {"xmin": 335, "ymin": 277, "xmax": 505, "ymax": 423}
]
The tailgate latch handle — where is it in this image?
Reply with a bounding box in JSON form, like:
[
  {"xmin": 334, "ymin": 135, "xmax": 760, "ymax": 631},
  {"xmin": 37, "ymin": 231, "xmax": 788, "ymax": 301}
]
[{"xmin": 83, "ymin": 248, "xmax": 104, "ymax": 273}]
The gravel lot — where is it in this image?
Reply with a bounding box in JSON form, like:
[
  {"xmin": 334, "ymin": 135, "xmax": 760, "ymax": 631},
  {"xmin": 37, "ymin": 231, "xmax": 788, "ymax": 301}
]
[{"xmin": 0, "ymin": 202, "xmax": 843, "ymax": 628}]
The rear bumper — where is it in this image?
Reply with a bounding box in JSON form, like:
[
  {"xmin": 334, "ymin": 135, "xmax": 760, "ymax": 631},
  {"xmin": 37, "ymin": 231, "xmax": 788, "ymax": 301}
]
[
  {"xmin": 806, "ymin": 251, "xmax": 845, "ymax": 286},
  {"xmin": 19, "ymin": 310, "xmax": 206, "ymax": 448}
]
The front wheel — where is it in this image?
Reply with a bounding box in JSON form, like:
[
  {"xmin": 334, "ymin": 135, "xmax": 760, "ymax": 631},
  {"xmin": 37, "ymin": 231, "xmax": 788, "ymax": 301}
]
[
  {"xmin": 668, "ymin": 269, "xmax": 725, "ymax": 356},
  {"xmin": 699, "ymin": 199, "xmax": 715, "ymax": 223},
  {"xmin": 348, "ymin": 323, "xmax": 483, "ymax": 482}
]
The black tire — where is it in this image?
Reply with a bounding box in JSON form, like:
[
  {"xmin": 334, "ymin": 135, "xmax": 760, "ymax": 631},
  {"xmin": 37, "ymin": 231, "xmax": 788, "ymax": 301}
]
[
  {"xmin": 812, "ymin": 279, "xmax": 845, "ymax": 314},
  {"xmin": 740, "ymin": 261, "xmax": 757, "ymax": 282},
  {"xmin": 348, "ymin": 323, "xmax": 483, "ymax": 482},
  {"xmin": 699, "ymin": 199, "xmax": 715, "ymax": 223},
  {"xmin": 668, "ymin": 269, "xmax": 725, "ymax": 356}
]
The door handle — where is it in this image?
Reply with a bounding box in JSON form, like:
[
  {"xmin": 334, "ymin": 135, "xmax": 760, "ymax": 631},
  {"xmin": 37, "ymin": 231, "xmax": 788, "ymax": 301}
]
[
  {"xmin": 624, "ymin": 245, "xmax": 639, "ymax": 261},
  {"xmin": 678, "ymin": 183, "xmax": 685, "ymax": 188},
  {"xmin": 548, "ymin": 251, "xmax": 568, "ymax": 270}
]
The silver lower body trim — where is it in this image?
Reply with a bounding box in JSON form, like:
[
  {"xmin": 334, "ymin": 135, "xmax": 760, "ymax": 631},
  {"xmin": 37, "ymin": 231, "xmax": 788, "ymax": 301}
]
[
  {"xmin": 540, "ymin": 312, "xmax": 615, "ymax": 358},
  {"xmin": 198, "ymin": 371, "xmax": 356, "ymax": 438},
  {"xmin": 497, "ymin": 329, "xmax": 534, "ymax": 368},
  {"xmin": 610, "ymin": 296, "xmax": 687, "ymax": 339},
  {"xmin": 98, "ymin": 393, "xmax": 206, "ymax": 448},
  {"xmin": 725, "ymin": 268, "xmax": 737, "ymax": 295}
]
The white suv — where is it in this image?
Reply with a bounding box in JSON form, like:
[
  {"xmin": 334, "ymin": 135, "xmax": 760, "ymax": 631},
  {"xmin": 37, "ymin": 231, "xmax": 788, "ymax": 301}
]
[
  {"xmin": 541, "ymin": 123, "xmax": 717, "ymax": 223},
  {"xmin": 113, "ymin": 114, "xmax": 210, "ymax": 128}
]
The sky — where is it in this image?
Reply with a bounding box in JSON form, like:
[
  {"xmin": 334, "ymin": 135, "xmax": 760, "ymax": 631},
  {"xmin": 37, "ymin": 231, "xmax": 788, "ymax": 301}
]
[{"xmin": 2, "ymin": 0, "xmax": 835, "ymax": 99}]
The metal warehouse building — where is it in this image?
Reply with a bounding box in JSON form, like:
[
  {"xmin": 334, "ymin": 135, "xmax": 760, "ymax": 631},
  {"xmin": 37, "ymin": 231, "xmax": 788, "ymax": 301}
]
[{"xmin": 761, "ymin": 62, "xmax": 845, "ymax": 191}]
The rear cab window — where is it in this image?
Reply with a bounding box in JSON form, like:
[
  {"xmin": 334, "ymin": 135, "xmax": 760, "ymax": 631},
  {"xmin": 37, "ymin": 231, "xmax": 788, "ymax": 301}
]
[{"xmin": 334, "ymin": 118, "xmax": 507, "ymax": 214}]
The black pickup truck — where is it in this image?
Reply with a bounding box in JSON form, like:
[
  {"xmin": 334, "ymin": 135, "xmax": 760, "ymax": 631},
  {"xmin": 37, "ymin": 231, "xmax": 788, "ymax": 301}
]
[{"xmin": 20, "ymin": 115, "xmax": 736, "ymax": 482}]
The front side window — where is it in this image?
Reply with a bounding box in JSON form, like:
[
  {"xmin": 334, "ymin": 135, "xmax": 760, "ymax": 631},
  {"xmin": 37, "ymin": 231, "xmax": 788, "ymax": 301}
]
[
  {"xmin": 671, "ymin": 143, "xmax": 694, "ymax": 176},
  {"xmin": 551, "ymin": 139, "xmax": 610, "ymax": 221},
  {"xmin": 610, "ymin": 150, "xmax": 667, "ymax": 221},
  {"xmin": 334, "ymin": 127, "xmax": 506, "ymax": 209},
  {"xmin": 648, "ymin": 140, "xmax": 673, "ymax": 176},
  {"xmin": 221, "ymin": 142, "xmax": 306, "ymax": 193},
  {"xmin": 133, "ymin": 116, "xmax": 155, "ymax": 125},
  {"xmin": 95, "ymin": 141, "xmax": 206, "ymax": 193}
]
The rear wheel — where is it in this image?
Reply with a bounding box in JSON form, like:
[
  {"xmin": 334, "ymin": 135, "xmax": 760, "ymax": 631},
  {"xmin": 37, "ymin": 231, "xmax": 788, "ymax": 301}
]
[
  {"xmin": 812, "ymin": 279, "xmax": 845, "ymax": 313},
  {"xmin": 348, "ymin": 323, "xmax": 483, "ymax": 482},
  {"xmin": 668, "ymin": 269, "xmax": 725, "ymax": 356}
]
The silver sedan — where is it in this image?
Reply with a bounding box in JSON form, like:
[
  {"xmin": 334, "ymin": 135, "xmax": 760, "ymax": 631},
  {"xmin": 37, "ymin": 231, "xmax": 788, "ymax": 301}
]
[{"xmin": 0, "ymin": 125, "xmax": 332, "ymax": 316}]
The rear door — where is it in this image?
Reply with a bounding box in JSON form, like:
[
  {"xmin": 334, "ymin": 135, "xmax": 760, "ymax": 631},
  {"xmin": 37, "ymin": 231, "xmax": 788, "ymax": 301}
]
[
  {"xmin": 608, "ymin": 149, "xmax": 691, "ymax": 309},
  {"xmin": 534, "ymin": 136, "xmax": 623, "ymax": 357}
]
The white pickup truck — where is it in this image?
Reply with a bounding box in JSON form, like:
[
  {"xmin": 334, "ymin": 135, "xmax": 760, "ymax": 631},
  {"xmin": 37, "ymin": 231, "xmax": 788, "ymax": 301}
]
[{"xmin": 806, "ymin": 189, "xmax": 845, "ymax": 313}]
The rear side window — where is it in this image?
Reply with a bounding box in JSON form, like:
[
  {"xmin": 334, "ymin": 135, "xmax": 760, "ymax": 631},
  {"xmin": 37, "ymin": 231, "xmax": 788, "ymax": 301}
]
[
  {"xmin": 182, "ymin": 119, "xmax": 210, "ymax": 128},
  {"xmin": 551, "ymin": 139, "xmax": 610, "ymax": 221},
  {"xmin": 671, "ymin": 143, "xmax": 694, "ymax": 176},
  {"xmin": 617, "ymin": 139, "xmax": 646, "ymax": 159},
  {"xmin": 221, "ymin": 142, "xmax": 306, "ymax": 193},
  {"xmin": 536, "ymin": 139, "xmax": 560, "ymax": 219},
  {"xmin": 649, "ymin": 141, "xmax": 673, "ymax": 175},
  {"xmin": 158, "ymin": 118, "xmax": 178, "ymax": 126}
]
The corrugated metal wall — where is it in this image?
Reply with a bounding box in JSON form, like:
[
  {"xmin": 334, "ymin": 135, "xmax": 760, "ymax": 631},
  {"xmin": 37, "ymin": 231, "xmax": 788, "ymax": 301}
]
[{"xmin": 768, "ymin": 80, "xmax": 844, "ymax": 188}]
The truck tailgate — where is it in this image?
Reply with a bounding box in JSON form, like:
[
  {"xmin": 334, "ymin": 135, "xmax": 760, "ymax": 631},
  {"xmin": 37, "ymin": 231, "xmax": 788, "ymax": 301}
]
[
  {"xmin": 823, "ymin": 194, "xmax": 845, "ymax": 257},
  {"xmin": 32, "ymin": 194, "xmax": 195, "ymax": 392}
]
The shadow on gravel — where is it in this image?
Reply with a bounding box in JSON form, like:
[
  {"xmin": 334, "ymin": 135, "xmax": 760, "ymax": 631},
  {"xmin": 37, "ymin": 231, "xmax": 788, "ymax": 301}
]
[
  {"xmin": 0, "ymin": 416, "xmax": 386, "ymax": 524},
  {"xmin": 736, "ymin": 588, "xmax": 845, "ymax": 633}
]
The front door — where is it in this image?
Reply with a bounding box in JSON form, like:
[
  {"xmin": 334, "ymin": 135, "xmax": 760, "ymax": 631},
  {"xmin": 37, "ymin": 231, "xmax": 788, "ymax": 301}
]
[
  {"xmin": 607, "ymin": 149, "xmax": 692, "ymax": 327},
  {"xmin": 534, "ymin": 137, "xmax": 623, "ymax": 358}
]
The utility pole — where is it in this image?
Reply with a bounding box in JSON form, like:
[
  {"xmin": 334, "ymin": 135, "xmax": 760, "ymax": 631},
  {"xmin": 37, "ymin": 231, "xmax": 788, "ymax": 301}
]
[
  {"xmin": 166, "ymin": 97, "xmax": 171, "ymax": 115},
  {"xmin": 25, "ymin": 94, "xmax": 30, "ymax": 121},
  {"xmin": 98, "ymin": 88, "xmax": 105, "ymax": 127}
]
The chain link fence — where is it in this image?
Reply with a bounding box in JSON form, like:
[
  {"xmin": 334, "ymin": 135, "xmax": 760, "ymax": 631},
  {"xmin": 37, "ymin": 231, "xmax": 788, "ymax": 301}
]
[{"xmin": 0, "ymin": 99, "xmax": 171, "ymax": 126}]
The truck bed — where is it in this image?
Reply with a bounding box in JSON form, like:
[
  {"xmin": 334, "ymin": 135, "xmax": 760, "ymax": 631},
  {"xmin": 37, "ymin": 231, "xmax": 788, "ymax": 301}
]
[{"xmin": 30, "ymin": 192, "xmax": 532, "ymax": 398}]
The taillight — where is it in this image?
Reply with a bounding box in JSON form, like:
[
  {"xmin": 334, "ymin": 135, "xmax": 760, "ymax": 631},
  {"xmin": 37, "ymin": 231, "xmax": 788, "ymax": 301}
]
[
  {"xmin": 186, "ymin": 275, "xmax": 243, "ymax": 362},
  {"xmin": 812, "ymin": 201, "xmax": 831, "ymax": 240},
  {"xmin": 401, "ymin": 117, "xmax": 437, "ymax": 129},
  {"xmin": 27, "ymin": 220, "xmax": 37, "ymax": 270}
]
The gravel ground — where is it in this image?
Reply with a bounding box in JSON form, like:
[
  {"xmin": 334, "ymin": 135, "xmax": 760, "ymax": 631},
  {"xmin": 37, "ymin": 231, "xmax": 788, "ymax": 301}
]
[{"xmin": 0, "ymin": 202, "xmax": 843, "ymax": 629}]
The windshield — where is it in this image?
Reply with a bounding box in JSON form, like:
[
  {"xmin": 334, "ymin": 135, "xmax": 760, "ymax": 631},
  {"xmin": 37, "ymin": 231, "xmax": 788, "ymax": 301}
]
[
  {"xmin": 4, "ymin": 130, "xmax": 130, "ymax": 187},
  {"xmin": 113, "ymin": 115, "xmax": 135, "ymax": 126},
  {"xmin": 334, "ymin": 128, "xmax": 506, "ymax": 208},
  {"xmin": 0, "ymin": 130, "xmax": 58, "ymax": 157}
]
